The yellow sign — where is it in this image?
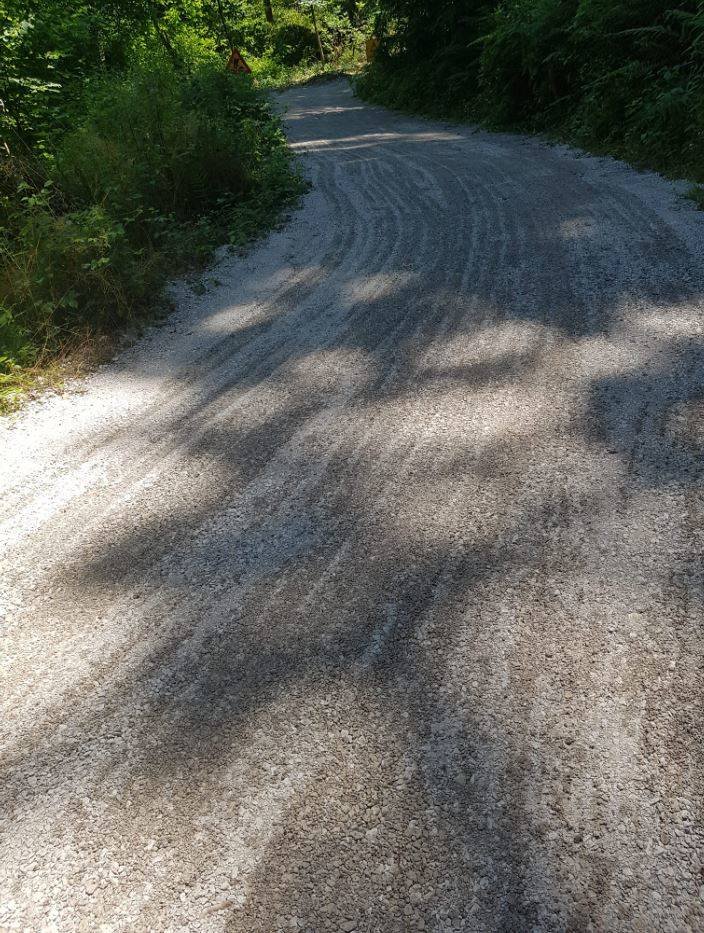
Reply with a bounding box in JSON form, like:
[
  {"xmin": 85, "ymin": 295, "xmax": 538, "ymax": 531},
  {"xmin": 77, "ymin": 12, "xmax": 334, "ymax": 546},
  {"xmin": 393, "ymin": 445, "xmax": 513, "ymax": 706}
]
[{"xmin": 226, "ymin": 48, "xmax": 251, "ymax": 74}]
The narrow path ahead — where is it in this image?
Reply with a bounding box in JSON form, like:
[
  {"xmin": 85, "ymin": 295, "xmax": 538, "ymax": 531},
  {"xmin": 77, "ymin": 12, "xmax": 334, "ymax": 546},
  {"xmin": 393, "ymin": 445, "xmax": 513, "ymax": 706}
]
[{"xmin": 2, "ymin": 80, "xmax": 704, "ymax": 933}]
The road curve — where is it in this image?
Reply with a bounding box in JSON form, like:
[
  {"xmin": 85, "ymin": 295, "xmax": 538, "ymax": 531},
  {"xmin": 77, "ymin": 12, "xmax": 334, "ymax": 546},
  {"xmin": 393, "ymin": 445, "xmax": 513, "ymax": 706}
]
[{"xmin": 2, "ymin": 79, "xmax": 704, "ymax": 932}]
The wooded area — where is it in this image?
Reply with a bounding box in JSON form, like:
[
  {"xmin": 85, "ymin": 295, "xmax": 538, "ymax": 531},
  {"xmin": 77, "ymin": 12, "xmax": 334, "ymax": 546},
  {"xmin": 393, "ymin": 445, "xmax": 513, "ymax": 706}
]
[{"xmin": 359, "ymin": 1, "xmax": 704, "ymax": 187}]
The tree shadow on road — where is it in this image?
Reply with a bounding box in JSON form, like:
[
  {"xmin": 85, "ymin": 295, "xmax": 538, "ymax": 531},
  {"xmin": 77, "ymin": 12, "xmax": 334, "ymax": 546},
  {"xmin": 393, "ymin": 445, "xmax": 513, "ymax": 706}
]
[{"xmin": 4, "ymin": 85, "xmax": 704, "ymax": 932}]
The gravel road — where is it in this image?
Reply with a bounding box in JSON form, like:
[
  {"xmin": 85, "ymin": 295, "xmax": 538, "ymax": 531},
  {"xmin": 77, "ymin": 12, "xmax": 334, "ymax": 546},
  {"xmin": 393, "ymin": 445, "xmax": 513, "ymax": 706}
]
[{"xmin": 2, "ymin": 79, "xmax": 704, "ymax": 933}]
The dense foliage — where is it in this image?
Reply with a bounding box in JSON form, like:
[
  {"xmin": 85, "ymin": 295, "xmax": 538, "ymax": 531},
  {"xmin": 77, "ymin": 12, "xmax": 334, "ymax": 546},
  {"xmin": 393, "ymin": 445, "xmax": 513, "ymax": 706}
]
[
  {"xmin": 0, "ymin": 0, "xmax": 368, "ymax": 408},
  {"xmin": 359, "ymin": 1, "xmax": 704, "ymax": 182}
]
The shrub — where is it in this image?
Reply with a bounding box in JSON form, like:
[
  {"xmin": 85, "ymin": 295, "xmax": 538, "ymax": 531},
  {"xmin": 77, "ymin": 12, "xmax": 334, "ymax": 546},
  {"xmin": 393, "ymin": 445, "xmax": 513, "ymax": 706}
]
[
  {"xmin": 479, "ymin": 0, "xmax": 578, "ymax": 126},
  {"xmin": 0, "ymin": 58, "xmax": 303, "ymax": 396},
  {"xmin": 4, "ymin": 202, "xmax": 143, "ymax": 332},
  {"xmin": 55, "ymin": 65, "xmax": 280, "ymax": 220},
  {"xmin": 271, "ymin": 20, "xmax": 320, "ymax": 66}
]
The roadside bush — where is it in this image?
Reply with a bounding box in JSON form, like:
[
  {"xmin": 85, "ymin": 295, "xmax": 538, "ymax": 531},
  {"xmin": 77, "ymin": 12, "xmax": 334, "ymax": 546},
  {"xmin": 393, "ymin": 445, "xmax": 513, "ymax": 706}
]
[
  {"xmin": 0, "ymin": 59, "xmax": 303, "ymax": 397},
  {"xmin": 478, "ymin": 0, "xmax": 577, "ymax": 126},
  {"xmin": 252, "ymin": 5, "xmax": 367, "ymax": 78},
  {"xmin": 3, "ymin": 199, "xmax": 147, "ymax": 336},
  {"xmin": 271, "ymin": 19, "xmax": 321, "ymax": 66},
  {"xmin": 55, "ymin": 65, "xmax": 263, "ymax": 221}
]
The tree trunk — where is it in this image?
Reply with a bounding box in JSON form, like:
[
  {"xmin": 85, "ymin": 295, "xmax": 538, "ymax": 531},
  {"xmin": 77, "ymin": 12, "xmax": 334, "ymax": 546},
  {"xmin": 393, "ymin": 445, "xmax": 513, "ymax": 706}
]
[
  {"xmin": 215, "ymin": 0, "xmax": 234, "ymax": 47},
  {"xmin": 149, "ymin": 4, "xmax": 181, "ymax": 69},
  {"xmin": 0, "ymin": 99, "xmax": 12, "ymax": 157},
  {"xmin": 263, "ymin": 0, "xmax": 274, "ymax": 24},
  {"xmin": 311, "ymin": 5, "xmax": 326, "ymax": 63}
]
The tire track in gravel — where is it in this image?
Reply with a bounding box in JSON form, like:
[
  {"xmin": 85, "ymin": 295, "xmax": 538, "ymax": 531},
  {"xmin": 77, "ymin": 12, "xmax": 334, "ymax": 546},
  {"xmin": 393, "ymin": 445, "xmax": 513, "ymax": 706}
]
[
  {"xmin": 0, "ymin": 163, "xmax": 362, "ymax": 535},
  {"xmin": 1, "ymin": 134, "xmax": 462, "ymax": 604},
  {"xmin": 1, "ymin": 134, "xmax": 449, "ymax": 561},
  {"xmin": 2, "ymin": 79, "xmax": 704, "ymax": 933},
  {"xmin": 0, "ymin": 135, "xmax": 484, "ymax": 757}
]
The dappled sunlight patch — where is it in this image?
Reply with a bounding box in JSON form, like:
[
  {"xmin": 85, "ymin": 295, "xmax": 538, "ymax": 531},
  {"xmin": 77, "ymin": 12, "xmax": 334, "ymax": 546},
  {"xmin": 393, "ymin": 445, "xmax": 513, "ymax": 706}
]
[
  {"xmin": 559, "ymin": 216, "xmax": 598, "ymax": 240},
  {"xmin": 436, "ymin": 318, "xmax": 548, "ymax": 353},
  {"xmin": 284, "ymin": 105, "xmax": 369, "ymax": 121},
  {"xmin": 338, "ymin": 270, "xmax": 418, "ymax": 305},
  {"xmin": 289, "ymin": 130, "xmax": 463, "ymax": 154},
  {"xmin": 285, "ymin": 345, "xmax": 377, "ymax": 386},
  {"xmin": 635, "ymin": 307, "xmax": 704, "ymax": 339},
  {"xmin": 665, "ymin": 399, "xmax": 704, "ymax": 448},
  {"xmin": 572, "ymin": 330, "xmax": 655, "ymax": 379},
  {"xmin": 380, "ymin": 476, "xmax": 507, "ymax": 555},
  {"xmin": 197, "ymin": 265, "xmax": 322, "ymax": 336}
]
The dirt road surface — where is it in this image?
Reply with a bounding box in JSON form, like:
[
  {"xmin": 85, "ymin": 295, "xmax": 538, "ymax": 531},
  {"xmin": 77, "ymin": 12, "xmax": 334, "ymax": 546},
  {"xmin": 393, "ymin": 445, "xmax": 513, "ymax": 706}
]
[{"xmin": 2, "ymin": 80, "xmax": 704, "ymax": 932}]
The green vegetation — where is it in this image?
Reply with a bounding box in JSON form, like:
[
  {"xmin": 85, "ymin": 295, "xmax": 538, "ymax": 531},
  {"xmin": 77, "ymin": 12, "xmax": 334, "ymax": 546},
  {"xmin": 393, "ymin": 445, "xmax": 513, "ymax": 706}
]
[
  {"xmin": 248, "ymin": 3, "xmax": 369, "ymax": 82},
  {"xmin": 358, "ymin": 1, "xmax": 704, "ymax": 183},
  {"xmin": 0, "ymin": 0, "xmax": 370, "ymax": 411}
]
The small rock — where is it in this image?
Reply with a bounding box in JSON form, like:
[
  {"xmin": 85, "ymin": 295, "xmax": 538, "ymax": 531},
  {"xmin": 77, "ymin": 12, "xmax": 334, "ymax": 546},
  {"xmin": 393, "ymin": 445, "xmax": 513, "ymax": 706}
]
[{"xmin": 205, "ymin": 900, "xmax": 236, "ymax": 915}]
